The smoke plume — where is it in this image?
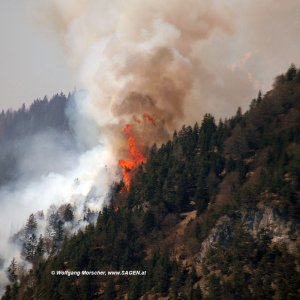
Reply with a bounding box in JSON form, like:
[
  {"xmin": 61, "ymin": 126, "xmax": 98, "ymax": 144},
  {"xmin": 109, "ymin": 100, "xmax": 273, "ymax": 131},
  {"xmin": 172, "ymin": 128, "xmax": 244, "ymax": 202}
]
[
  {"xmin": 31, "ymin": 0, "xmax": 300, "ymax": 155},
  {"xmin": 32, "ymin": 0, "xmax": 235, "ymax": 158}
]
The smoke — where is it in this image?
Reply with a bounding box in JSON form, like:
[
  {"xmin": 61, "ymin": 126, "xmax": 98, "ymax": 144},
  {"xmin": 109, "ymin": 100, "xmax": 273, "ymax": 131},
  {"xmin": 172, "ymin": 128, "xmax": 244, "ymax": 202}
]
[
  {"xmin": 31, "ymin": 0, "xmax": 236, "ymax": 158},
  {"xmin": 0, "ymin": 127, "xmax": 114, "ymax": 291},
  {"xmin": 31, "ymin": 0, "xmax": 300, "ymax": 152}
]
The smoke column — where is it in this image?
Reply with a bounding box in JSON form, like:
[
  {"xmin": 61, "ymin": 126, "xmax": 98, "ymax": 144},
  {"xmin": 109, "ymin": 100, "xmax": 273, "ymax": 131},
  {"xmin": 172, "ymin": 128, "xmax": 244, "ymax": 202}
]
[
  {"xmin": 32, "ymin": 0, "xmax": 300, "ymax": 157},
  {"xmin": 32, "ymin": 0, "xmax": 235, "ymax": 158}
]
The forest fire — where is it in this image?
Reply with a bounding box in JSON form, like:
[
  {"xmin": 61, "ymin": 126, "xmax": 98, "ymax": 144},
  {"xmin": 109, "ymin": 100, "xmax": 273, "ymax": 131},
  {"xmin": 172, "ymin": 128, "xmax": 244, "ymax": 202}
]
[
  {"xmin": 118, "ymin": 113, "xmax": 156, "ymax": 190},
  {"xmin": 118, "ymin": 124, "xmax": 147, "ymax": 190},
  {"xmin": 143, "ymin": 113, "xmax": 156, "ymax": 126}
]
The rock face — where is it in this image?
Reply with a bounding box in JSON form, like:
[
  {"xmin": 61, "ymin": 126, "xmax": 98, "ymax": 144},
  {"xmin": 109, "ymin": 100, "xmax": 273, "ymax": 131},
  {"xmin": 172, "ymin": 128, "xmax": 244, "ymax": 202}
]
[
  {"xmin": 196, "ymin": 215, "xmax": 232, "ymax": 263},
  {"xmin": 242, "ymin": 204, "xmax": 292, "ymax": 242},
  {"xmin": 196, "ymin": 203, "xmax": 298, "ymax": 263}
]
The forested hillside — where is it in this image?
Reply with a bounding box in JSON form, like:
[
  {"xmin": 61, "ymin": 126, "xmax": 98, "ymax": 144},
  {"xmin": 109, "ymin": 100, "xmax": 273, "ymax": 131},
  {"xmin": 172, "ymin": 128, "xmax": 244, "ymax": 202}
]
[
  {"xmin": 2, "ymin": 66, "xmax": 300, "ymax": 299},
  {"xmin": 0, "ymin": 93, "xmax": 72, "ymax": 185}
]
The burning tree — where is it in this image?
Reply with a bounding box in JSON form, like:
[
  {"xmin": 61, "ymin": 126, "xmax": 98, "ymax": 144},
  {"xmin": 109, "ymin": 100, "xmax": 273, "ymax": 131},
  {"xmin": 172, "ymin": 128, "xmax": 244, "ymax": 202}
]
[{"xmin": 118, "ymin": 113, "xmax": 157, "ymax": 190}]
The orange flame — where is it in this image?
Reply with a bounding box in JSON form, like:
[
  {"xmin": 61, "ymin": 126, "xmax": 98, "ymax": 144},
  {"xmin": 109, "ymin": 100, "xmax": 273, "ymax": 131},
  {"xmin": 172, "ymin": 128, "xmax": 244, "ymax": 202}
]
[
  {"xmin": 118, "ymin": 123, "xmax": 147, "ymax": 190},
  {"xmin": 118, "ymin": 114, "xmax": 156, "ymax": 190},
  {"xmin": 143, "ymin": 113, "xmax": 156, "ymax": 126}
]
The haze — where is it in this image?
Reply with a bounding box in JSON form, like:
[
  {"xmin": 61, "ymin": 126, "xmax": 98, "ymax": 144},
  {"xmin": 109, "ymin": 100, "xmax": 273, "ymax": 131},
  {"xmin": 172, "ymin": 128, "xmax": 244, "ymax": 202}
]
[{"xmin": 0, "ymin": 1, "xmax": 75, "ymax": 111}]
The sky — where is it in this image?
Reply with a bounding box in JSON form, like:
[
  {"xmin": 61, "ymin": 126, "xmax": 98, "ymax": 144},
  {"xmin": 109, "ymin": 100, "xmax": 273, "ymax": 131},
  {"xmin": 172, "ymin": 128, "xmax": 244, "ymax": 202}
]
[
  {"xmin": 0, "ymin": 1, "xmax": 75, "ymax": 111},
  {"xmin": 0, "ymin": 0, "xmax": 300, "ymax": 120}
]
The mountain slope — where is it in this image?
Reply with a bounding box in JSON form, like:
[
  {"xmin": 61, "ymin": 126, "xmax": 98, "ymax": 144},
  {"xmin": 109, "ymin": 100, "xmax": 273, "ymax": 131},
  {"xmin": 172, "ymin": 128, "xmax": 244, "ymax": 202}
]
[
  {"xmin": 2, "ymin": 66, "xmax": 300, "ymax": 300},
  {"xmin": 0, "ymin": 93, "xmax": 72, "ymax": 186}
]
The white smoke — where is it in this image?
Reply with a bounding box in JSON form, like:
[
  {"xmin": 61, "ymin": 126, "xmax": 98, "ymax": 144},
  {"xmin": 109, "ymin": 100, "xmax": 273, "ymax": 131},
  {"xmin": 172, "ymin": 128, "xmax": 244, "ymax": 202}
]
[
  {"xmin": 31, "ymin": 0, "xmax": 300, "ymax": 123},
  {"xmin": 0, "ymin": 132, "xmax": 115, "ymax": 290}
]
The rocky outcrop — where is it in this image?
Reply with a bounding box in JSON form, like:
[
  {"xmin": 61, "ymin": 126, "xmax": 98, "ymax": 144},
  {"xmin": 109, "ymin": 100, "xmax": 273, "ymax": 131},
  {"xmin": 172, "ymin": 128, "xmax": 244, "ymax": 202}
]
[
  {"xmin": 195, "ymin": 215, "xmax": 232, "ymax": 263},
  {"xmin": 195, "ymin": 203, "xmax": 298, "ymax": 263},
  {"xmin": 242, "ymin": 204, "xmax": 292, "ymax": 242}
]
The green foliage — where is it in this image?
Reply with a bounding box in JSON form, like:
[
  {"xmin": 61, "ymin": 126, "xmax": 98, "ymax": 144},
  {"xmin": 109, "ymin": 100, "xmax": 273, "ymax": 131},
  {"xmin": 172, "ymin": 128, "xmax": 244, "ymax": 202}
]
[
  {"xmin": 202, "ymin": 224, "xmax": 300, "ymax": 300},
  {"xmin": 207, "ymin": 274, "xmax": 222, "ymax": 300},
  {"xmin": 104, "ymin": 278, "xmax": 116, "ymax": 300},
  {"xmin": 7, "ymin": 259, "xmax": 17, "ymax": 284},
  {"xmin": 142, "ymin": 210, "xmax": 155, "ymax": 233},
  {"xmin": 63, "ymin": 204, "xmax": 74, "ymax": 222}
]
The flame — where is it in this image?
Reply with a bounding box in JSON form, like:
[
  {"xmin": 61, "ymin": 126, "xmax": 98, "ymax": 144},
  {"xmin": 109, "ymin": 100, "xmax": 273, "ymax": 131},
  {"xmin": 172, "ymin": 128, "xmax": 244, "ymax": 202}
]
[
  {"xmin": 143, "ymin": 113, "xmax": 156, "ymax": 126},
  {"xmin": 118, "ymin": 113, "xmax": 157, "ymax": 190},
  {"xmin": 118, "ymin": 123, "xmax": 147, "ymax": 190}
]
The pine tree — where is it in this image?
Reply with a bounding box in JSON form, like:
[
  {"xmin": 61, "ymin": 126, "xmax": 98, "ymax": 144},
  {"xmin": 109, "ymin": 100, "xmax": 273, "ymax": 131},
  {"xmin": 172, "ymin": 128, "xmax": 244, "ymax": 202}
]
[
  {"xmin": 63, "ymin": 204, "xmax": 74, "ymax": 222},
  {"xmin": 35, "ymin": 235, "xmax": 45, "ymax": 259},
  {"xmin": 207, "ymin": 275, "xmax": 222, "ymax": 299},
  {"xmin": 22, "ymin": 214, "xmax": 39, "ymax": 261},
  {"xmin": 199, "ymin": 114, "xmax": 216, "ymax": 152},
  {"xmin": 104, "ymin": 278, "xmax": 116, "ymax": 300},
  {"xmin": 143, "ymin": 210, "xmax": 155, "ymax": 233},
  {"xmin": 22, "ymin": 233, "xmax": 38, "ymax": 261},
  {"xmin": 195, "ymin": 175, "xmax": 209, "ymax": 215},
  {"xmin": 24, "ymin": 214, "xmax": 37, "ymax": 236},
  {"xmin": 7, "ymin": 258, "xmax": 17, "ymax": 283},
  {"xmin": 286, "ymin": 63, "xmax": 297, "ymax": 81},
  {"xmin": 128, "ymin": 276, "xmax": 141, "ymax": 300}
]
